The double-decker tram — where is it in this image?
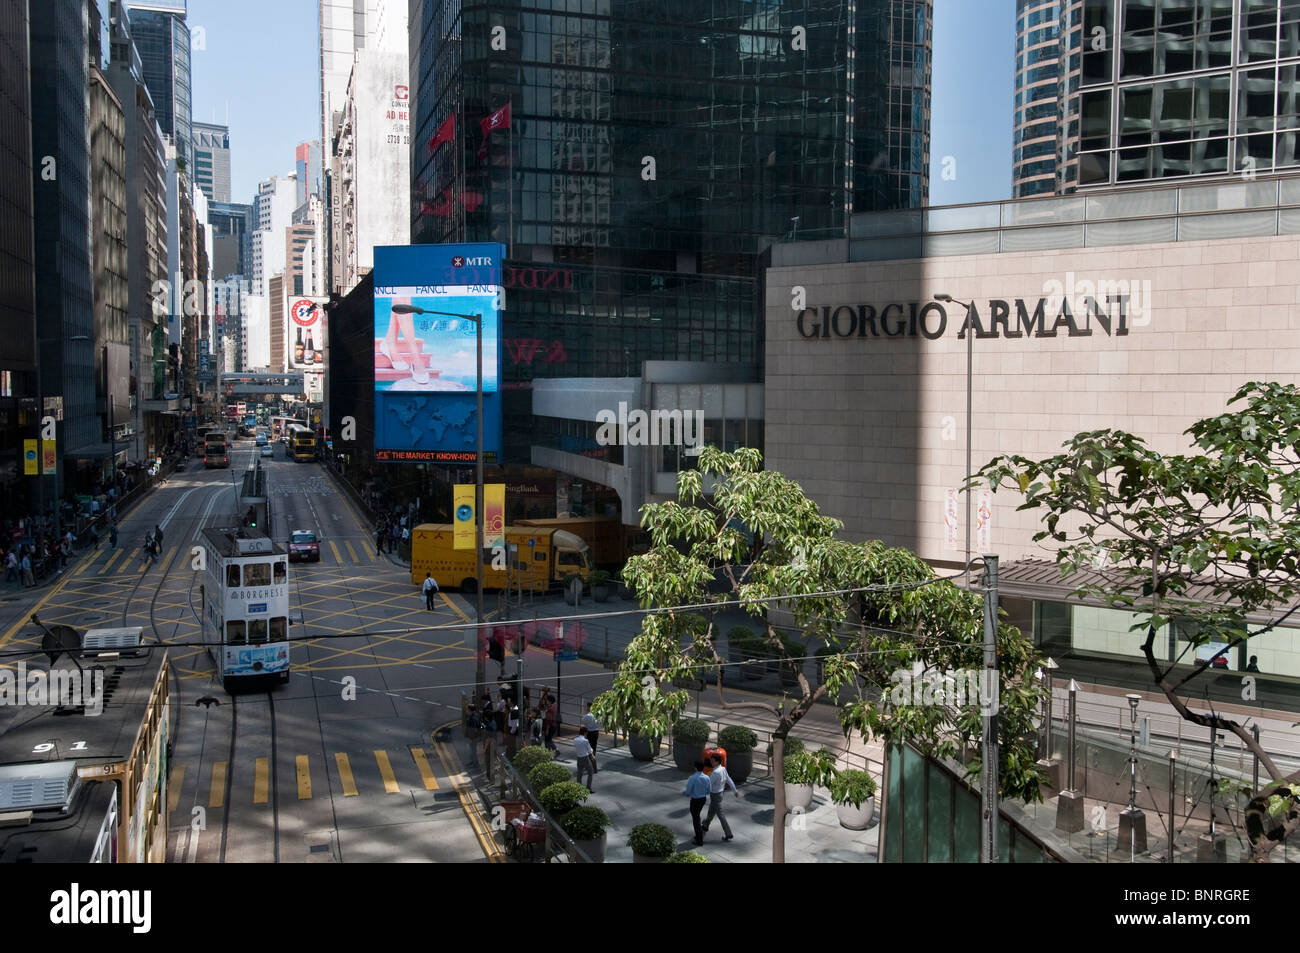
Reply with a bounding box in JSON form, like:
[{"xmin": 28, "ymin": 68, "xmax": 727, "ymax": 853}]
[
  {"xmin": 287, "ymin": 423, "xmax": 316, "ymax": 462},
  {"xmin": 204, "ymin": 430, "xmax": 230, "ymax": 468},
  {"xmin": 199, "ymin": 527, "xmax": 291, "ymax": 692}
]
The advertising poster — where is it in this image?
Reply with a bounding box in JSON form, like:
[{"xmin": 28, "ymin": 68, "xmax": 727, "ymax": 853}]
[
  {"xmin": 976, "ymin": 489, "xmax": 993, "ymax": 552},
  {"xmin": 454, "ymin": 484, "xmax": 475, "ymax": 550},
  {"xmin": 42, "ymin": 440, "xmax": 56, "ymax": 475},
  {"xmin": 289, "ymin": 298, "xmax": 324, "ymax": 370},
  {"xmin": 944, "ymin": 489, "xmax": 959, "ymax": 551},
  {"xmin": 484, "ymin": 482, "xmax": 505, "ymax": 549},
  {"xmin": 23, "ymin": 439, "xmax": 37, "ymax": 476},
  {"xmin": 372, "ymin": 243, "xmax": 504, "ymax": 463}
]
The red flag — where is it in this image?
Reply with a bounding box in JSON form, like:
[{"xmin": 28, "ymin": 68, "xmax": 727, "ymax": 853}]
[
  {"xmin": 419, "ymin": 187, "xmax": 454, "ymax": 217},
  {"xmin": 480, "ymin": 102, "xmax": 511, "ymax": 137},
  {"xmin": 427, "ymin": 114, "xmax": 455, "ymax": 152},
  {"xmin": 460, "ymin": 189, "xmax": 484, "ymax": 213}
]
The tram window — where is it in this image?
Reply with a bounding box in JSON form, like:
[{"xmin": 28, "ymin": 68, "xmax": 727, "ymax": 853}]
[
  {"xmin": 249, "ymin": 620, "xmax": 268, "ymax": 644},
  {"xmin": 270, "ymin": 617, "xmax": 287, "ymax": 642},
  {"xmin": 225, "ymin": 565, "xmax": 240, "ymax": 588},
  {"xmin": 245, "ymin": 561, "xmax": 271, "ymax": 586},
  {"xmin": 226, "ymin": 621, "xmax": 246, "ymax": 645},
  {"xmin": 273, "ymin": 560, "xmax": 286, "ymax": 584}
]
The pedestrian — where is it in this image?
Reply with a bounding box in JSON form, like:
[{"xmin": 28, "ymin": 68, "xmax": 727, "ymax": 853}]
[
  {"xmin": 684, "ymin": 761, "xmax": 711, "ymax": 846},
  {"xmin": 702, "ymin": 752, "xmax": 738, "ymax": 841},
  {"xmin": 464, "ymin": 704, "xmax": 482, "ymax": 768},
  {"xmin": 422, "ymin": 572, "xmax": 439, "ymax": 610},
  {"xmin": 573, "ymin": 726, "xmax": 595, "ymax": 791},
  {"xmin": 375, "ymin": 527, "xmax": 384, "ymax": 556},
  {"xmin": 529, "ymin": 708, "xmax": 544, "ymax": 747},
  {"xmin": 582, "ymin": 702, "xmax": 601, "ymax": 768},
  {"xmin": 20, "ymin": 552, "xmax": 34, "ymax": 589},
  {"xmin": 143, "ymin": 532, "xmax": 156, "ymax": 566},
  {"xmin": 154, "ymin": 524, "xmax": 164, "ymax": 549},
  {"xmin": 481, "ymin": 704, "xmax": 499, "ymax": 780},
  {"xmin": 542, "ymin": 697, "xmax": 558, "ymax": 752},
  {"xmin": 4, "ymin": 549, "xmax": 17, "ymax": 585},
  {"xmin": 109, "ymin": 524, "xmax": 118, "ymax": 549},
  {"xmin": 1247, "ymin": 655, "xmax": 1260, "ymax": 672},
  {"xmin": 506, "ymin": 704, "xmax": 521, "ymax": 758}
]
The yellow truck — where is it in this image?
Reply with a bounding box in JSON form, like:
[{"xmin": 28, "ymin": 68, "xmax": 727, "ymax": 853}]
[{"xmin": 410, "ymin": 524, "xmax": 592, "ymax": 593}]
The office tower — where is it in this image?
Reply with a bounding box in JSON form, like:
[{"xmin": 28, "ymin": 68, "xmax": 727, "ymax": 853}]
[
  {"xmin": 193, "ymin": 120, "xmax": 231, "ymax": 203},
  {"xmin": 124, "ymin": 2, "xmax": 191, "ymax": 167},
  {"xmin": 295, "ymin": 140, "xmax": 322, "ymax": 204}
]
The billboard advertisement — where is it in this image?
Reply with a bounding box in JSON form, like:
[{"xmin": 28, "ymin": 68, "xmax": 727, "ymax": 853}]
[
  {"xmin": 373, "ymin": 243, "xmax": 504, "ymax": 463},
  {"xmin": 454, "ymin": 483, "xmax": 475, "ymax": 549},
  {"xmin": 289, "ymin": 298, "xmax": 324, "ymax": 369}
]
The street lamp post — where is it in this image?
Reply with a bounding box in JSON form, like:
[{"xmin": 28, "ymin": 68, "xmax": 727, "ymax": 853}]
[
  {"xmin": 392, "ymin": 302, "xmax": 487, "ymax": 697},
  {"xmin": 934, "ymin": 293, "xmax": 973, "ymax": 588}
]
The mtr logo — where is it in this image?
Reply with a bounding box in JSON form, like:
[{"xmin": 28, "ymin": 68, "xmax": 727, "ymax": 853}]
[{"xmin": 451, "ymin": 256, "xmax": 493, "ymax": 268}]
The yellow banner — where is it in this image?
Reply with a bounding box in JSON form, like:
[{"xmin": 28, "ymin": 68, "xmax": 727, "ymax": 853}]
[
  {"xmin": 41, "ymin": 439, "xmax": 56, "ymax": 475},
  {"xmin": 483, "ymin": 483, "xmax": 505, "ymax": 549},
  {"xmin": 453, "ymin": 484, "xmax": 475, "ymax": 550},
  {"xmin": 23, "ymin": 439, "xmax": 37, "ymax": 475}
]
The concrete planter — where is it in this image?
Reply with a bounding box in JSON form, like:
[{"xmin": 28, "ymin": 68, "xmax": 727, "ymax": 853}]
[
  {"xmin": 633, "ymin": 852, "xmax": 667, "ymax": 863},
  {"xmin": 673, "ymin": 739, "xmax": 704, "ymax": 772},
  {"xmin": 727, "ymin": 749, "xmax": 754, "ymax": 785},
  {"xmin": 572, "ymin": 831, "xmax": 607, "ymax": 863},
  {"xmin": 835, "ymin": 798, "xmax": 875, "ymax": 830},
  {"xmin": 629, "ymin": 734, "xmax": 661, "ymax": 761},
  {"xmin": 592, "ymin": 585, "xmax": 610, "ymax": 602},
  {"xmin": 784, "ymin": 781, "xmax": 814, "ymax": 812}
]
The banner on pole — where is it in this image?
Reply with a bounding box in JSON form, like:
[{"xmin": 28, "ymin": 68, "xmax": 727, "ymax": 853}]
[
  {"xmin": 41, "ymin": 439, "xmax": 56, "ymax": 475},
  {"xmin": 944, "ymin": 489, "xmax": 959, "ymax": 551},
  {"xmin": 454, "ymin": 483, "xmax": 475, "ymax": 550},
  {"xmin": 23, "ymin": 440, "xmax": 37, "ymax": 475},
  {"xmin": 483, "ymin": 483, "xmax": 505, "ymax": 549},
  {"xmin": 976, "ymin": 489, "xmax": 993, "ymax": 552}
]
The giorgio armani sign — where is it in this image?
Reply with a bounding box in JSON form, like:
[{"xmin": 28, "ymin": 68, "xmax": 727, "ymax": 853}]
[{"xmin": 796, "ymin": 294, "xmax": 1136, "ymax": 341}]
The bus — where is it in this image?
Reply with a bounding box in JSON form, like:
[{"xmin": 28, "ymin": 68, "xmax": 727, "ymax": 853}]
[
  {"xmin": 199, "ymin": 528, "xmax": 290, "ymax": 692},
  {"xmin": 287, "ymin": 423, "xmax": 316, "ymax": 462},
  {"xmin": 410, "ymin": 524, "xmax": 592, "ymax": 594},
  {"xmin": 203, "ymin": 430, "xmax": 230, "ymax": 468},
  {"xmin": 270, "ymin": 416, "xmax": 305, "ymax": 442}
]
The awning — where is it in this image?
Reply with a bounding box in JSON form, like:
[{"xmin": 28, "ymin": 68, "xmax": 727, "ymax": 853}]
[{"xmin": 66, "ymin": 442, "xmax": 127, "ymax": 461}]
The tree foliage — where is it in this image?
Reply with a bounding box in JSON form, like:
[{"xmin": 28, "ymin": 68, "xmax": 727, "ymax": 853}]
[
  {"xmin": 972, "ymin": 381, "xmax": 1300, "ymax": 860},
  {"xmin": 592, "ymin": 446, "xmax": 1045, "ymax": 863}
]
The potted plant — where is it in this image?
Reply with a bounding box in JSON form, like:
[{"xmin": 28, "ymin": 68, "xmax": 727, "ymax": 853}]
[
  {"xmin": 829, "ymin": 768, "xmax": 878, "ymax": 830},
  {"xmin": 563, "ymin": 573, "xmax": 583, "ymax": 605},
  {"xmin": 538, "ymin": 780, "xmax": 591, "ymax": 818},
  {"xmin": 628, "ymin": 823, "xmax": 676, "ymax": 863},
  {"xmin": 561, "ymin": 805, "xmax": 610, "ymax": 862},
  {"xmin": 672, "ymin": 717, "xmax": 710, "ymax": 771},
  {"xmin": 665, "ymin": 850, "xmax": 710, "ymax": 863},
  {"xmin": 717, "ymin": 725, "xmax": 758, "ymax": 784},
  {"xmin": 589, "ymin": 569, "xmax": 613, "ymax": 602},
  {"xmin": 513, "ymin": 745, "xmax": 553, "ymax": 777},
  {"xmin": 528, "ymin": 761, "xmax": 571, "ymax": 794},
  {"xmin": 616, "ymin": 569, "xmax": 635, "ymax": 600},
  {"xmin": 782, "ymin": 747, "xmax": 835, "ymax": 813},
  {"xmin": 628, "ymin": 730, "xmax": 662, "ymax": 761}
]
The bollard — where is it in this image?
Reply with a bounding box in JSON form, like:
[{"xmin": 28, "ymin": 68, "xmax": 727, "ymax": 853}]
[{"xmin": 1055, "ymin": 679, "xmax": 1085, "ymax": 833}]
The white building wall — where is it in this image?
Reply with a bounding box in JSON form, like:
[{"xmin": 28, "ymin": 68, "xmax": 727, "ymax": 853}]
[{"xmin": 243, "ymin": 293, "xmax": 269, "ymax": 370}]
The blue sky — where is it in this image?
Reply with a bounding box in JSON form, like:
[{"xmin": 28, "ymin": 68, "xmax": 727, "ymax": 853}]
[{"xmin": 190, "ymin": 0, "xmax": 1015, "ymax": 209}]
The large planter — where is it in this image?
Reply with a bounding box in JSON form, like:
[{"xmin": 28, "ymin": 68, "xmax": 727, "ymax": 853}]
[
  {"xmin": 673, "ymin": 739, "xmax": 703, "ymax": 772},
  {"xmin": 835, "ymin": 798, "xmax": 876, "ymax": 831},
  {"xmin": 572, "ymin": 831, "xmax": 607, "ymax": 863},
  {"xmin": 591, "ymin": 585, "xmax": 611, "ymax": 602},
  {"xmin": 779, "ymin": 661, "xmax": 803, "ymax": 690},
  {"xmin": 784, "ymin": 781, "xmax": 814, "ymax": 812},
  {"xmin": 727, "ymin": 749, "xmax": 754, "ymax": 785},
  {"xmin": 633, "ymin": 852, "xmax": 666, "ymax": 863},
  {"xmin": 629, "ymin": 734, "xmax": 661, "ymax": 761}
]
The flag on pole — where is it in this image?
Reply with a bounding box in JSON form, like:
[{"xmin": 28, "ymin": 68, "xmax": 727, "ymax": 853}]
[
  {"xmin": 427, "ymin": 114, "xmax": 455, "ymax": 152},
  {"xmin": 480, "ymin": 102, "xmax": 512, "ymax": 137}
]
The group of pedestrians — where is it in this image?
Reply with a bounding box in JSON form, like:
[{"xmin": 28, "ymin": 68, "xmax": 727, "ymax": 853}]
[
  {"xmin": 141, "ymin": 524, "xmax": 165, "ymax": 566},
  {"xmin": 374, "ymin": 513, "xmax": 411, "ymax": 557},
  {"xmin": 685, "ymin": 754, "xmax": 738, "ymax": 846}
]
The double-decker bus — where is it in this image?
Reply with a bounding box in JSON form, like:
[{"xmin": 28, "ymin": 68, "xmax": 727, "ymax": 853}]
[
  {"xmin": 199, "ymin": 528, "xmax": 291, "ymax": 692},
  {"xmin": 287, "ymin": 423, "xmax": 316, "ymax": 462},
  {"xmin": 270, "ymin": 415, "xmax": 305, "ymax": 442},
  {"xmin": 203, "ymin": 430, "xmax": 230, "ymax": 468}
]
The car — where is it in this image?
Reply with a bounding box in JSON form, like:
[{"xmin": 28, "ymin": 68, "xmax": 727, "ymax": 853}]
[
  {"xmin": 174, "ymin": 458, "xmax": 187, "ymax": 472},
  {"xmin": 255, "ymin": 433, "xmax": 268, "ymax": 446},
  {"xmin": 260, "ymin": 444, "xmax": 273, "ymax": 458},
  {"xmin": 288, "ymin": 530, "xmax": 320, "ymax": 562}
]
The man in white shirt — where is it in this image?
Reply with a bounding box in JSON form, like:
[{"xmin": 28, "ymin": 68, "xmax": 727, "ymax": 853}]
[
  {"xmin": 573, "ymin": 727, "xmax": 595, "ymax": 791},
  {"xmin": 422, "ymin": 572, "xmax": 439, "ymax": 610},
  {"xmin": 581, "ymin": 703, "xmax": 601, "ymax": 769},
  {"xmin": 703, "ymin": 752, "xmax": 738, "ymax": 841}
]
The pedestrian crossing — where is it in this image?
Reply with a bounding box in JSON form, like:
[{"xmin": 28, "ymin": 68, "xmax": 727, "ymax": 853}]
[
  {"xmin": 72, "ymin": 537, "xmax": 384, "ymax": 577},
  {"xmin": 171, "ymin": 746, "xmax": 442, "ymax": 810}
]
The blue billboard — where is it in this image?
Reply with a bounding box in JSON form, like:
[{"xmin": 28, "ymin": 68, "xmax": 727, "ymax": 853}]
[{"xmin": 372, "ymin": 243, "xmax": 505, "ymax": 464}]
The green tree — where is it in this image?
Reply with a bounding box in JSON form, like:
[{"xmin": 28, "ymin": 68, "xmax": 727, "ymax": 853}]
[
  {"xmin": 593, "ymin": 446, "xmax": 1045, "ymax": 863},
  {"xmin": 973, "ymin": 381, "xmax": 1300, "ymax": 861}
]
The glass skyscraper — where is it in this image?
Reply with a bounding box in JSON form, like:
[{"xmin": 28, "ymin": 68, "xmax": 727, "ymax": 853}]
[
  {"xmin": 125, "ymin": 2, "xmax": 191, "ymax": 167},
  {"xmin": 1025, "ymin": 0, "xmax": 1300, "ymax": 190},
  {"xmin": 410, "ymin": 0, "xmax": 932, "ymax": 463}
]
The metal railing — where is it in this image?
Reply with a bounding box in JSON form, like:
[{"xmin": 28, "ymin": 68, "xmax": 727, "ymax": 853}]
[{"xmin": 491, "ymin": 751, "xmax": 596, "ymax": 863}]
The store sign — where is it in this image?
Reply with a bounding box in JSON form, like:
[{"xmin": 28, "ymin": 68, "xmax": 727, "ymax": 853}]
[{"xmin": 795, "ymin": 296, "xmax": 1133, "ymax": 341}]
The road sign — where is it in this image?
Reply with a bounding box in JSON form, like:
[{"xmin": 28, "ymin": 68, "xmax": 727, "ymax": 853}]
[{"xmin": 555, "ymin": 648, "xmax": 578, "ymax": 662}]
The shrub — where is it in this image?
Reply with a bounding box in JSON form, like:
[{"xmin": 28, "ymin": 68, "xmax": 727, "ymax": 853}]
[
  {"xmin": 783, "ymin": 747, "xmax": 836, "ymax": 786},
  {"xmin": 665, "ymin": 850, "xmax": 710, "ymax": 863},
  {"xmin": 727, "ymin": 626, "xmax": 760, "ymax": 658},
  {"xmin": 780, "ymin": 635, "xmax": 807, "ymax": 662},
  {"xmin": 528, "ymin": 761, "xmax": 571, "ymax": 793},
  {"xmin": 829, "ymin": 768, "xmax": 878, "ymax": 809},
  {"xmin": 771, "ymin": 735, "xmax": 805, "ymax": 759},
  {"xmin": 588, "ymin": 569, "xmax": 612, "ymax": 587},
  {"xmin": 561, "ymin": 805, "xmax": 610, "ymax": 840},
  {"xmin": 538, "ymin": 780, "xmax": 591, "ymax": 815},
  {"xmin": 513, "ymin": 745, "xmax": 553, "ymax": 776},
  {"xmin": 627, "ymin": 823, "xmax": 676, "ymax": 857},
  {"xmin": 673, "ymin": 717, "xmax": 710, "ymax": 745},
  {"xmin": 718, "ymin": 725, "xmax": 758, "ymax": 752}
]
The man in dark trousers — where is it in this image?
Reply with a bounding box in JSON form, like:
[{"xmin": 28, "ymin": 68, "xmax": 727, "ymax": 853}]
[
  {"xmin": 422, "ymin": 572, "xmax": 439, "ymax": 609},
  {"xmin": 684, "ymin": 761, "xmax": 711, "ymax": 846}
]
